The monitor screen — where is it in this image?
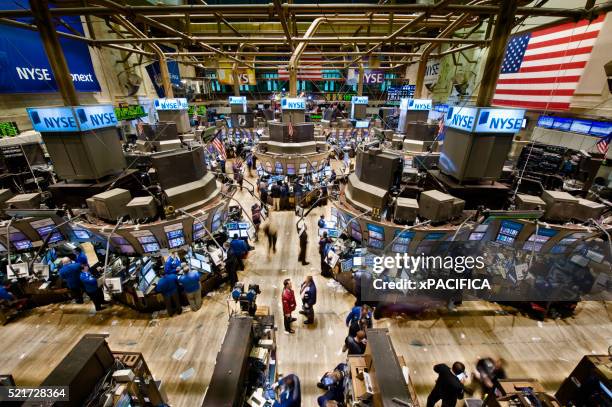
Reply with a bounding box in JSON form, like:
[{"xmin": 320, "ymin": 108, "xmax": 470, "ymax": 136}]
[
  {"xmin": 142, "ymin": 243, "xmax": 160, "ymax": 253},
  {"xmin": 168, "ymin": 237, "xmax": 185, "ymax": 248},
  {"xmin": 47, "ymin": 232, "xmax": 64, "ymax": 244},
  {"xmin": 287, "ymin": 164, "xmax": 295, "ymax": 175},
  {"xmin": 14, "ymin": 240, "xmax": 32, "ymax": 250},
  {"xmin": 9, "ymin": 232, "xmax": 28, "ymax": 242},
  {"xmin": 355, "ymin": 120, "xmax": 369, "ymax": 129},
  {"xmin": 73, "ymin": 230, "xmax": 90, "ymax": 239},
  {"xmin": 137, "ymin": 235, "xmax": 157, "ymax": 244},
  {"xmin": 120, "ymin": 244, "xmax": 135, "ymax": 254},
  {"xmin": 194, "ymin": 252, "xmax": 207, "ymax": 263}
]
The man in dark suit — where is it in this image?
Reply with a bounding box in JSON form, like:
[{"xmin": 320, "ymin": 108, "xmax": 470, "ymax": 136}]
[{"xmin": 426, "ymin": 362, "xmax": 467, "ymax": 407}]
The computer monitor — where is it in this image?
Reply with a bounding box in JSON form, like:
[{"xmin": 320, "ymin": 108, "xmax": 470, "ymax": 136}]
[
  {"xmin": 189, "ymin": 258, "xmax": 202, "ymax": 270},
  {"xmin": 106, "ymin": 277, "xmax": 123, "ymax": 293},
  {"xmin": 73, "ymin": 229, "xmax": 90, "ymax": 239},
  {"xmin": 33, "ymin": 263, "xmax": 50, "ymax": 280},
  {"xmin": 14, "ymin": 240, "xmax": 33, "ymax": 250},
  {"xmin": 355, "ymin": 120, "xmax": 369, "ymax": 129},
  {"xmin": 10, "ymin": 263, "xmax": 29, "ymax": 278},
  {"xmin": 142, "ymin": 243, "xmax": 160, "ymax": 253}
]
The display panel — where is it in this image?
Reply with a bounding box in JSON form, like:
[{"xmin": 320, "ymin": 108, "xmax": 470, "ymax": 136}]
[
  {"xmin": 14, "ymin": 240, "xmax": 33, "ymax": 250},
  {"xmin": 496, "ymin": 220, "xmax": 523, "ymax": 245},
  {"xmin": 392, "ymin": 230, "xmax": 414, "ymax": 253},
  {"xmin": 469, "ymin": 224, "xmax": 489, "ymax": 241},
  {"xmin": 287, "ymin": 164, "xmax": 295, "ymax": 175},
  {"xmin": 275, "ymin": 162, "xmax": 283, "ymax": 174},
  {"xmin": 416, "ymin": 232, "xmax": 446, "ymax": 255},
  {"xmin": 72, "ymin": 229, "xmax": 90, "ymax": 239},
  {"xmin": 299, "ymin": 162, "xmax": 307, "ymax": 174},
  {"xmin": 131, "ymin": 230, "xmax": 160, "ymax": 253},
  {"xmin": 350, "ymin": 220, "xmax": 362, "ymax": 242},
  {"xmin": 193, "ymin": 221, "xmax": 206, "ymax": 240},
  {"xmin": 30, "ymin": 218, "xmax": 65, "ymax": 244},
  {"xmin": 366, "ymin": 224, "xmax": 384, "ymax": 249},
  {"xmin": 211, "ymin": 208, "xmax": 224, "ymax": 231},
  {"xmin": 164, "ymin": 223, "xmax": 186, "ymax": 249},
  {"xmin": 523, "ymin": 228, "xmax": 557, "ymax": 252}
]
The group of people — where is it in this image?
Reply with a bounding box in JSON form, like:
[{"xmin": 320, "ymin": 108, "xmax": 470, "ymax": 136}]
[
  {"xmin": 154, "ymin": 251, "xmax": 204, "ymax": 316},
  {"xmin": 281, "ymin": 276, "xmax": 317, "ymax": 334},
  {"xmin": 57, "ymin": 247, "xmax": 106, "ymax": 312}
]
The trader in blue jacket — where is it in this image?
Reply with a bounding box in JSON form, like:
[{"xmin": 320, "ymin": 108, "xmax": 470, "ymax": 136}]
[
  {"xmin": 155, "ymin": 270, "xmax": 182, "ymax": 316},
  {"xmin": 178, "ymin": 266, "xmax": 202, "ymax": 311},
  {"xmin": 59, "ymin": 257, "xmax": 83, "ymax": 304},
  {"xmin": 273, "ymin": 374, "xmax": 301, "ymax": 407},
  {"xmin": 164, "ymin": 252, "xmax": 181, "ymax": 275},
  {"xmin": 75, "ymin": 247, "xmax": 89, "ymax": 268},
  {"xmin": 80, "ymin": 269, "xmax": 104, "ymax": 312}
]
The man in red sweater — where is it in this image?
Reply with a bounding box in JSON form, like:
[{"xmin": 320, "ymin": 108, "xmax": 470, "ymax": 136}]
[{"xmin": 282, "ymin": 278, "xmax": 297, "ymax": 334}]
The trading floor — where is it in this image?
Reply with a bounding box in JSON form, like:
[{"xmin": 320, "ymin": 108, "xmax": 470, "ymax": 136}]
[{"xmin": 1, "ymin": 169, "xmax": 610, "ymax": 406}]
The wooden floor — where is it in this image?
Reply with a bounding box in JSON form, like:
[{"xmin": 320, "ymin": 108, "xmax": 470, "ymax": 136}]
[{"xmin": 1, "ymin": 170, "xmax": 611, "ymax": 406}]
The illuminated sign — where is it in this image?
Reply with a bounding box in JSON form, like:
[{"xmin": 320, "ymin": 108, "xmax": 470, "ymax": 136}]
[
  {"xmin": 27, "ymin": 105, "xmax": 117, "ymax": 133},
  {"xmin": 114, "ymin": 105, "xmax": 147, "ymax": 121},
  {"xmin": 446, "ymin": 106, "xmax": 524, "ymax": 134},
  {"xmin": 280, "ymin": 98, "xmax": 305, "ymax": 110},
  {"xmin": 154, "ymin": 98, "xmax": 188, "ymax": 110},
  {"xmin": 537, "ymin": 115, "xmax": 612, "ymax": 138},
  {"xmin": 405, "ymin": 98, "xmax": 432, "ymax": 111},
  {"xmin": 445, "ymin": 106, "xmax": 478, "ymax": 132},
  {"xmin": 351, "ymin": 96, "xmax": 369, "ymax": 105},
  {"xmin": 229, "ymin": 96, "xmax": 247, "ymax": 105},
  {"xmin": 474, "ymin": 108, "xmax": 525, "ymax": 134}
]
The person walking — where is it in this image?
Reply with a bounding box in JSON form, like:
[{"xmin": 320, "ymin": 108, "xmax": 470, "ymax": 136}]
[
  {"xmin": 179, "ymin": 266, "xmax": 202, "ymax": 311},
  {"xmin": 273, "ymin": 374, "xmax": 301, "ymax": 407},
  {"xmin": 282, "ymin": 278, "xmax": 297, "ymax": 334},
  {"xmin": 251, "ymin": 203, "xmax": 262, "ymax": 242},
  {"xmin": 298, "ymin": 227, "xmax": 309, "ymax": 265},
  {"xmin": 262, "ymin": 216, "xmax": 278, "ymax": 256},
  {"xmin": 426, "ymin": 362, "xmax": 467, "ymax": 407},
  {"xmin": 299, "ymin": 276, "xmax": 316, "ymax": 325},
  {"xmin": 318, "ymin": 232, "xmax": 333, "ymax": 277}
]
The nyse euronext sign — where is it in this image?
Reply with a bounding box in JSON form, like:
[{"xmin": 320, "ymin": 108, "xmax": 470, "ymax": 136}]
[
  {"xmin": 446, "ymin": 106, "xmax": 525, "ymax": 134},
  {"xmin": 400, "ymin": 98, "xmax": 432, "ymax": 111},
  {"xmin": 26, "ymin": 105, "xmax": 118, "ymax": 133}
]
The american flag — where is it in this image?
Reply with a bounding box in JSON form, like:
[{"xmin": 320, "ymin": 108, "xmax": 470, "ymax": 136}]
[
  {"xmin": 278, "ymin": 57, "xmax": 324, "ymax": 80},
  {"xmin": 212, "ymin": 135, "xmax": 226, "ymax": 160},
  {"xmin": 288, "ymin": 120, "xmax": 294, "ymax": 139},
  {"xmin": 596, "ymin": 133, "xmax": 611, "ymax": 155},
  {"xmin": 492, "ymin": 14, "xmax": 605, "ymax": 111}
]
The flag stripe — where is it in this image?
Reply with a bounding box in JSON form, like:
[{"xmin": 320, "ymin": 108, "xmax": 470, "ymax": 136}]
[
  {"xmin": 491, "ymin": 99, "xmax": 570, "ymax": 110},
  {"xmin": 493, "ymin": 88, "xmax": 575, "ymax": 96},
  {"xmin": 527, "ymin": 31, "xmax": 599, "ymax": 50},
  {"xmin": 492, "ymin": 93, "xmax": 572, "ymax": 103},
  {"xmin": 522, "ymin": 46, "xmax": 594, "ymax": 62},
  {"xmin": 520, "ymin": 54, "xmax": 589, "ymax": 68},
  {"xmin": 524, "ymin": 37, "xmax": 598, "ymax": 56},
  {"xmin": 495, "ymin": 82, "xmax": 576, "ymax": 90},
  {"xmin": 529, "ymin": 16, "xmax": 604, "ymax": 39},
  {"xmin": 518, "ymin": 61, "xmax": 587, "ymax": 73}
]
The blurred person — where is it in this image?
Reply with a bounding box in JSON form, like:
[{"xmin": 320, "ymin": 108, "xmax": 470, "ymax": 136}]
[
  {"xmin": 426, "ymin": 362, "xmax": 467, "ymax": 407},
  {"xmin": 155, "ymin": 270, "xmax": 182, "ymax": 317},
  {"xmin": 298, "ymin": 226, "xmax": 309, "ymax": 265},
  {"xmin": 299, "ymin": 276, "xmax": 316, "ymax": 324},
  {"xmin": 262, "ymin": 215, "xmax": 278, "ymax": 256},
  {"xmin": 59, "ymin": 257, "xmax": 83, "ymax": 304},
  {"xmin": 344, "ymin": 330, "xmax": 367, "ymax": 355},
  {"xmin": 273, "ymin": 373, "xmax": 301, "ymax": 407},
  {"xmin": 179, "ymin": 265, "xmax": 203, "ymax": 312}
]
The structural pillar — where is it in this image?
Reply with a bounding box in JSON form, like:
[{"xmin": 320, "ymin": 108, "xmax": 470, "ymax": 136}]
[
  {"xmin": 158, "ymin": 55, "xmax": 174, "ymax": 98},
  {"xmin": 476, "ymin": 0, "xmax": 519, "ymax": 106},
  {"xmin": 31, "ymin": 0, "xmax": 79, "ymax": 106},
  {"xmin": 232, "ymin": 68, "xmax": 241, "ymax": 96},
  {"xmin": 414, "ymin": 58, "xmax": 427, "ymax": 99},
  {"xmin": 289, "ymin": 66, "xmax": 298, "ymax": 96},
  {"xmin": 357, "ymin": 65, "xmax": 365, "ymax": 96}
]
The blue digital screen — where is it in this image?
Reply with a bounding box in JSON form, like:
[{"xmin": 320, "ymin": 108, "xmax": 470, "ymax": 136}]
[
  {"xmin": 552, "ymin": 118, "xmax": 572, "ymax": 131},
  {"xmin": 142, "ymin": 243, "xmax": 160, "ymax": 253},
  {"xmin": 14, "ymin": 240, "xmax": 32, "ymax": 250},
  {"xmin": 537, "ymin": 115, "xmax": 555, "ymax": 128},
  {"xmin": 73, "ymin": 230, "xmax": 90, "ymax": 239}
]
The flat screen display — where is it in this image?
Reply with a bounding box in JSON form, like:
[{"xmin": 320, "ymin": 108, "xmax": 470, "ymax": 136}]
[
  {"xmin": 14, "ymin": 240, "xmax": 32, "ymax": 250},
  {"xmin": 142, "ymin": 243, "xmax": 160, "ymax": 253},
  {"xmin": 73, "ymin": 230, "xmax": 90, "ymax": 239}
]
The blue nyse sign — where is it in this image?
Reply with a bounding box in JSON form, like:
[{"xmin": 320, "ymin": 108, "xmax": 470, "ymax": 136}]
[
  {"xmin": 403, "ymin": 98, "xmax": 432, "ymax": 111},
  {"xmin": 229, "ymin": 96, "xmax": 247, "ymax": 105},
  {"xmin": 474, "ymin": 108, "xmax": 525, "ymax": 134},
  {"xmin": 0, "ymin": 1, "xmax": 101, "ymax": 94},
  {"xmin": 351, "ymin": 96, "xmax": 369, "ymax": 105},
  {"xmin": 27, "ymin": 105, "xmax": 117, "ymax": 133},
  {"xmin": 281, "ymin": 98, "xmax": 305, "ymax": 110},
  {"xmin": 154, "ymin": 98, "xmax": 188, "ymax": 111},
  {"xmin": 446, "ymin": 106, "xmax": 524, "ymax": 134},
  {"xmin": 446, "ymin": 106, "xmax": 479, "ymax": 132}
]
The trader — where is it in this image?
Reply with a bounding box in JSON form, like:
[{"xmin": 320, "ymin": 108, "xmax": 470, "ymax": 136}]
[
  {"xmin": 75, "ymin": 247, "xmax": 89, "ymax": 268},
  {"xmin": 179, "ymin": 266, "xmax": 203, "ymax": 311},
  {"xmin": 155, "ymin": 270, "xmax": 182, "ymax": 317},
  {"xmin": 164, "ymin": 252, "xmax": 181, "ymax": 275},
  {"xmin": 426, "ymin": 362, "xmax": 467, "ymax": 407},
  {"xmin": 282, "ymin": 278, "xmax": 297, "ymax": 334},
  {"xmin": 80, "ymin": 268, "xmax": 104, "ymax": 312},
  {"xmin": 58, "ymin": 257, "xmax": 83, "ymax": 304},
  {"xmin": 273, "ymin": 374, "xmax": 301, "ymax": 407}
]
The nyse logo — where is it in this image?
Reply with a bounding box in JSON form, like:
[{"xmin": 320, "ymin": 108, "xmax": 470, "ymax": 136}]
[
  {"xmin": 477, "ymin": 110, "xmax": 523, "ymax": 133},
  {"xmin": 282, "ymin": 99, "xmax": 305, "ymax": 110},
  {"xmin": 408, "ymin": 99, "xmax": 432, "ymax": 110},
  {"xmin": 447, "ymin": 107, "xmax": 475, "ymax": 131}
]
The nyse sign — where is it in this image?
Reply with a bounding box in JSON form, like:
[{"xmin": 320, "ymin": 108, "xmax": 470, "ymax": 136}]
[
  {"xmin": 27, "ymin": 105, "xmax": 118, "ymax": 133},
  {"xmin": 446, "ymin": 106, "xmax": 525, "ymax": 134},
  {"xmin": 281, "ymin": 98, "xmax": 305, "ymax": 110},
  {"xmin": 229, "ymin": 96, "xmax": 247, "ymax": 105},
  {"xmin": 154, "ymin": 98, "xmax": 188, "ymax": 111},
  {"xmin": 475, "ymin": 108, "xmax": 525, "ymax": 134},
  {"xmin": 402, "ymin": 98, "xmax": 432, "ymax": 111},
  {"xmin": 351, "ymin": 96, "xmax": 369, "ymax": 105}
]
